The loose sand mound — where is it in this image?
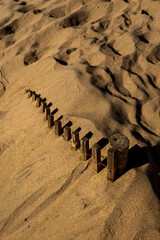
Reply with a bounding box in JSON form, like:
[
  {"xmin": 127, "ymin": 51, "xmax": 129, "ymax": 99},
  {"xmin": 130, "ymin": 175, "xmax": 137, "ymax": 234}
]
[{"xmin": 0, "ymin": 0, "xmax": 160, "ymax": 239}]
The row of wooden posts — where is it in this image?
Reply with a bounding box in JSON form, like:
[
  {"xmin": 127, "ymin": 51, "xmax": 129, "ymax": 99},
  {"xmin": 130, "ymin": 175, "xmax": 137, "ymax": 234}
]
[{"xmin": 25, "ymin": 89, "xmax": 130, "ymax": 182}]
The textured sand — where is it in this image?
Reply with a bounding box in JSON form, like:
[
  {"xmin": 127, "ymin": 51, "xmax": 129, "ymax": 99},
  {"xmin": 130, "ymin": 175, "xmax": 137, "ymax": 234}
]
[{"xmin": 0, "ymin": 0, "xmax": 160, "ymax": 239}]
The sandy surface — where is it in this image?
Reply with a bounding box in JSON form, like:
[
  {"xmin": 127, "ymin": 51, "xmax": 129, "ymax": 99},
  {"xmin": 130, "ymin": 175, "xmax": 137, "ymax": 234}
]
[{"xmin": 0, "ymin": 0, "xmax": 160, "ymax": 239}]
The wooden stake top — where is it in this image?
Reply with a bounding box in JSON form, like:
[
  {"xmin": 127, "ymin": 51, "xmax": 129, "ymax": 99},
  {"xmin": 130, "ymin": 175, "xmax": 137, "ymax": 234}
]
[
  {"xmin": 92, "ymin": 143, "xmax": 100, "ymax": 150},
  {"xmin": 81, "ymin": 136, "xmax": 89, "ymax": 143},
  {"xmin": 109, "ymin": 133, "xmax": 129, "ymax": 152},
  {"xmin": 64, "ymin": 126, "xmax": 71, "ymax": 131}
]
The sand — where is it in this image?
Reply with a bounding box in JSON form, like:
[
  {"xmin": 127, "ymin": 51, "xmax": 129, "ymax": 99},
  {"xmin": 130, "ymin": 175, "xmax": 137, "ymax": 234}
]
[{"xmin": 0, "ymin": 0, "xmax": 160, "ymax": 239}]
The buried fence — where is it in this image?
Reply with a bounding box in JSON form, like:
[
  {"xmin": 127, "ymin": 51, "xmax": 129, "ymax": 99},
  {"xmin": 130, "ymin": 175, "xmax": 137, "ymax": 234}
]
[{"xmin": 25, "ymin": 89, "xmax": 130, "ymax": 182}]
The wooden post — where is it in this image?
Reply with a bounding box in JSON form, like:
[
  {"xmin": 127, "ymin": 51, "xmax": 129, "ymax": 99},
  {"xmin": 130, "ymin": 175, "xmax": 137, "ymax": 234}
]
[
  {"xmin": 92, "ymin": 143, "xmax": 102, "ymax": 173},
  {"xmin": 41, "ymin": 101, "xmax": 47, "ymax": 113},
  {"xmin": 92, "ymin": 163, "xmax": 102, "ymax": 173},
  {"xmin": 28, "ymin": 91, "xmax": 32, "ymax": 98},
  {"xmin": 107, "ymin": 148, "xmax": 118, "ymax": 169},
  {"xmin": 81, "ymin": 137, "xmax": 89, "ymax": 161},
  {"xmin": 109, "ymin": 133, "xmax": 129, "ymax": 175},
  {"xmin": 72, "ymin": 131, "xmax": 80, "ymax": 150},
  {"xmin": 117, "ymin": 148, "xmax": 129, "ymax": 175},
  {"xmin": 48, "ymin": 114, "xmax": 54, "ymax": 128},
  {"xmin": 64, "ymin": 126, "xmax": 71, "ymax": 141},
  {"xmin": 55, "ymin": 120, "xmax": 62, "ymax": 136},
  {"xmin": 36, "ymin": 97, "xmax": 41, "ymax": 107},
  {"xmin": 107, "ymin": 148, "xmax": 118, "ymax": 182},
  {"xmin": 92, "ymin": 143, "xmax": 101, "ymax": 163},
  {"xmin": 107, "ymin": 168, "xmax": 115, "ymax": 182},
  {"xmin": 32, "ymin": 93, "xmax": 36, "ymax": 101},
  {"xmin": 45, "ymin": 107, "xmax": 50, "ymax": 121},
  {"xmin": 25, "ymin": 89, "xmax": 29, "ymax": 93}
]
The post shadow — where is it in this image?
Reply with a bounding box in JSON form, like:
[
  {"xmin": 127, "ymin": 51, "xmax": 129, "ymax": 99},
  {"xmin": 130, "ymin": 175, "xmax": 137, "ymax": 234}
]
[
  {"xmin": 42, "ymin": 97, "xmax": 47, "ymax": 102},
  {"xmin": 110, "ymin": 144, "xmax": 149, "ymax": 181},
  {"xmin": 62, "ymin": 120, "xmax": 72, "ymax": 130},
  {"xmin": 115, "ymin": 144, "xmax": 149, "ymax": 180},
  {"xmin": 47, "ymin": 102, "xmax": 52, "ymax": 108},
  {"xmin": 101, "ymin": 157, "xmax": 107, "ymax": 167},
  {"xmin": 84, "ymin": 131, "xmax": 93, "ymax": 139},
  {"xmin": 81, "ymin": 131, "xmax": 93, "ymax": 159},
  {"xmin": 88, "ymin": 148, "xmax": 92, "ymax": 158},
  {"xmin": 51, "ymin": 108, "xmax": 58, "ymax": 115},
  {"xmin": 56, "ymin": 115, "xmax": 63, "ymax": 121},
  {"xmin": 88, "ymin": 137, "xmax": 108, "ymax": 159},
  {"xmin": 25, "ymin": 89, "xmax": 30, "ymax": 93},
  {"xmin": 147, "ymin": 144, "xmax": 160, "ymax": 200},
  {"xmin": 96, "ymin": 138, "xmax": 109, "ymax": 149},
  {"xmin": 126, "ymin": 144, "xmax": 149, "ymax": 171},
  {"xmin": 73, "ymin": 127, "xmax": 81, "ymax": 133}
]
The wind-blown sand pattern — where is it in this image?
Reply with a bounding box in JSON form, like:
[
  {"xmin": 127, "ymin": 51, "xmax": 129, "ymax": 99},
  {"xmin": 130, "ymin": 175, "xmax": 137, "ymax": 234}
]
[{"xmin": 0, "ymin": 0, "xmax": 160, "ymax": 239}]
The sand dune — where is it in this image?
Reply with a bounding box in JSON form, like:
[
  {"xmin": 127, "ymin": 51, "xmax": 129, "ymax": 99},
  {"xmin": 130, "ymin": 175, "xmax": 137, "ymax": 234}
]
[{"xmin": 0, "ymin": 0, "xmax": 160, "ymax": 239}]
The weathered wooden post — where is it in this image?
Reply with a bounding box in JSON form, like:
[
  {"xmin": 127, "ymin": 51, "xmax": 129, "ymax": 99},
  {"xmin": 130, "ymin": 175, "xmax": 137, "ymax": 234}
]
[
  {"xmin": 92, "ymin": 143, "xmax": 102, "ymax": 173},
  {"xmin": 36, "ymin": 97, "xmax": 41, "ymax": 107},
  {"xmin": 32, "ymin": 92, "xmax": 36, "ymax": 101},
  {"xmin": 45, "ymin": 107, "xmax": 50, "ymax": 121},
  {"xmin": 109, "ymin": 133, "xmax": 130, "ymax": 176},
  {"xmin": 48, "ymin": 114, "xmax": 54, "ymax": 128},
  {"xmin": 107, "ymin": 148, "xmax": 118, "ymax": 181},
  {"xmin": 55, "ymin": 120, "xmax": 62, "ymax": 137},
  {"xmin": 72, "ymin": 130, "xmax": 80, "ymax": 150},
  {"xmin": 81, "ymin": 136, "xmax": 89, "ymax": 161},
  {"xmin": 41, "ymin": 101, "xmax": 47, "ymax": 113},
  {"xmin": 63, "ymin": 126, "xmax": 71, "ymax": 141},
  {"xmin": 28, "ymin": 90, "xmax": 32, "ymax": 98}
]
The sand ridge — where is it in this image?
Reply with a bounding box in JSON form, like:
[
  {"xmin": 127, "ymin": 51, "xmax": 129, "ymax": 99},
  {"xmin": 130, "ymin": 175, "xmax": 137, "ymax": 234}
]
[{"xmin": 0, "ymin": 0, "xmax": 160, "ymax": 239}]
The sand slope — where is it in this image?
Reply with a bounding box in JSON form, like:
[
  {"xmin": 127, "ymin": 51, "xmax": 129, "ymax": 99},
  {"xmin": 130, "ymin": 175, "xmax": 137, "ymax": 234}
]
[{"xmin": 0, "ymin": 0, "xmax": 160, "ymax": 239}]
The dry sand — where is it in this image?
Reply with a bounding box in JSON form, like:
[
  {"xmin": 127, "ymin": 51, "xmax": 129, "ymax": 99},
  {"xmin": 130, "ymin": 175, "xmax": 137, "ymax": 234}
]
[{"xmin": 0, "ymin": 0, "xmax": 160, "ymax": 239}]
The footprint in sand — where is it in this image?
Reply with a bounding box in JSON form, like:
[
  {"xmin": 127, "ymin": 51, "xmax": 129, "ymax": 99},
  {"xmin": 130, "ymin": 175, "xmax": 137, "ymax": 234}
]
[
  {"xmin": 147, "ymin": 44, "xmax": 160, "ymax": 64},
  {"xmin": 23, "ymin": 50, "xmax": 39, "ymax": 66},
  {"xmin": 0, "ymin": 25, "xmax": 15, "ymax": 39},
  {"xmin": 58, "ymin": 8, "xmax": 89, "ymax": 28},
  {"xmin": 19, "ymin": 1, "xmax": 26, "ymax": 6},
  {"xmin": 17, "ymin": 5, "xmax": 34, "ymax": 14},
  {"xmin": 48, "ymin": 5, "xmax": 69, "ymax": 18}
]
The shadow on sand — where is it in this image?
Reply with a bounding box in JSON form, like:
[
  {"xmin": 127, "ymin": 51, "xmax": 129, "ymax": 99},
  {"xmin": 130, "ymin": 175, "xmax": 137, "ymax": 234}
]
[
  {"xmin": 125, "ymin": 143, "xmax": 160, "ymax": 200},
  {"xmin": 147, "ymin": 144, "xmax": 160, "ymax": 200}
]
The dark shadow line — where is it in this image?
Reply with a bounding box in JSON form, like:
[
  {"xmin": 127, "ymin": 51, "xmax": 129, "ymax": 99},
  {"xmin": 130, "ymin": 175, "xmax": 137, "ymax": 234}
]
[
  {"xmin": 96, "ymin": 138, "xmax": 109, "ymax": 149},
  {"xmin": 135, "ymin": 100, "xmax": 158, "ymax": 137},
  {"xmin": 56, "ymin": 115, "xmax": 63, "ymax": 121},
  {"xmin": 54, "ymin": 58, "xmax": 68, "ymax": 66},
  {"xmin": 131, "ymin": 129, "xmax": 150, "ymax": 144},
  {"xmin": 62, "ymin": 121, "xmax": 72, "ymax": 129},
  {"xmin": 51, "ymin": 108, "xmax": 58, "ymax": 115},
  {"xmin": 84, "ymin": 131, "xmax": 93, "ymax": 139},
  {"xmin": 146, "ymin": 58, "xmax": 155, "ymax": 64},
  {"xmin": 107, "ymin": 44, "xmax": 121, "ymax": 56},
  {"xmin": 146, "ymin": 74, "xmax": 159, "ymax": 90},
  {"xmin": 73, "ymin": 127, "xmax": 81, "ymax": 134},
  {"xmin": 47, "ymin": 102, "xmax": 52, "ymax": 108},
  {"xmin": 121, "ymin": 67, "xmax": 146, "ymax": 87},
  {"xmin": 0, "ymin": 81, "xmax": 6, "ymax": 90},
  {"xmin": 138, "ymin": 35, "xmax": 149, "ymax": 44}
]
